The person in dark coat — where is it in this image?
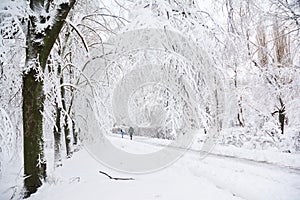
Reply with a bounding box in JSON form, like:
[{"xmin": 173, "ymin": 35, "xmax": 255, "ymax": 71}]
[{"xmin": 128, "ymin": 127, "xmax": 134, "ymax": 140}]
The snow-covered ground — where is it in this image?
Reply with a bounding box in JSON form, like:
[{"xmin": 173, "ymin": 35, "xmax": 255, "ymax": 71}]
[
  {"xmin": 109, "ymin": 133, "xmax": 300, "ymax": 170},
  {"xmin": 27, "ymin": 134, "xmax": 300, "ymax": 200}
]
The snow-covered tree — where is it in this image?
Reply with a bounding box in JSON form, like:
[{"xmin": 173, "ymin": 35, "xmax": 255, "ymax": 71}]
[{"xmin": 22, "ymin": 0, "xmax": 76, "ymax": 197}]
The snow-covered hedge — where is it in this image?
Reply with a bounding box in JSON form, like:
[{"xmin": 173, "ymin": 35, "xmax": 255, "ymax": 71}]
[{"xmin": 218, "ymin": 127, "xmax": 300, "ymax": 153}]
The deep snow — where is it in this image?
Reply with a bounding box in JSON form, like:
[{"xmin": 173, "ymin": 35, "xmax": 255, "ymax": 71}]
[{"xmin": 27, "ymin": 134, "xmax": 300, "ymax": 200}]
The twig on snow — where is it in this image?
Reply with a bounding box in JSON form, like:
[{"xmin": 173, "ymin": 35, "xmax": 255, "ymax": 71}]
[{"xmin": 99, "ymin": 171, "xmax": 134, "ymax": 181}]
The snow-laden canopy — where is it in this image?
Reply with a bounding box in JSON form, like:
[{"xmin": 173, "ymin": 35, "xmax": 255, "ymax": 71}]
[{"xmin": 74, "ymin": 3, "xmax": 226, "ymax": 173}]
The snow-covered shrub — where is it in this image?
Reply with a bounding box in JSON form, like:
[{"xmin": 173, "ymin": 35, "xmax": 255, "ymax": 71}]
[
  {"xmin": 0, "ymin": 107, "xmax": 24, "ymax": 200},
  {"xmin": 0, "ymin": 107, "xmax": 15, "ymax": 177},
  {"xmin": 278, "ymin": 127, "xmax": 300, "ymax": 153},
  {"xmin": 218, "ymin": 125, "xmax": 300, "ymax": 153}
]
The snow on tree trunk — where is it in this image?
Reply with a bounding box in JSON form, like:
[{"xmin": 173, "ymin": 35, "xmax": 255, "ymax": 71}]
[
  {"xmin": 61, "ymin": 78, "xmax": 72, "ymax": 157},
  {"xmin": 23, "ymin": 0, "xmax": 76, "ymax": 197},
  {"xmin": 23, "ymin": 68, "xmax": 46, "ymax": 198},
  {"xmin": 54, "ymin": 102, "xmax": 62, "ymax": 167}
]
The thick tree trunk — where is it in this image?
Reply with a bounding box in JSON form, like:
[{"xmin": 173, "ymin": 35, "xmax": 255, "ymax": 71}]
[
  {"xmin": 23, "ymin": 69, "xmax": 46, "ymax": 198},
  {"xmin": 23, "ymin": 12, "xmax": 46, "ymax": 196},
  {"xmin": 23, "ymin": 0, "xmax": 76, "ymax": 197}
]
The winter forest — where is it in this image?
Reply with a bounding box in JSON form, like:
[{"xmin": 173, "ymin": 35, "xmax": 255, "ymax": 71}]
[{"xmin": 0, "ymin": 0, "xmax": 300, "ymax": 199}]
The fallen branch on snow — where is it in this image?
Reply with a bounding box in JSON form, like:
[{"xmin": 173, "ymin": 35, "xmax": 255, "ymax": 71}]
[{"xmin": 99, "ymin": 171, "xmax": 134, "ymax": 180}]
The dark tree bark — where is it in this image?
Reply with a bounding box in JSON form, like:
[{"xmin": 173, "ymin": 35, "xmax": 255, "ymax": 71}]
[
  {"xmin": 278, "ymin": 97, "xmax": 286, "ymax": 135},
  {"xmin": 272, "ymin": 97, "xmax": 286, "ymax": 135},
  {"xmin": 237, "ymin": 96, "xmax": 245, "ymax": 127},
  {"xmin": 54, "ymin": 101, "xmax": 62, "ymax": 167},
  {"xmin": 23, "ymin": 68, "xmax": 46, "ymax": 198},
  {"xmin": 72, "ymin": 117, "xmax": 78, "ymax": 145},
  {"xmin": 23, "ymin": 0, "xmax": 76, "ymax": 197}
]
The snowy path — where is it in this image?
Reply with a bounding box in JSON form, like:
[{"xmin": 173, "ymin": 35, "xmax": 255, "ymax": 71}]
[{"xmin": 29, "ymin": 135, "xmax": 300, "ymax": 200}]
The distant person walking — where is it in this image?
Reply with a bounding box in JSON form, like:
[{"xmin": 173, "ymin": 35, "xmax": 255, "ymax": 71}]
[
  {"xmin": 128, "ymin": 127, "xmax": 134, "ymax": 140},
  {"xmin": 120, "ymin": 129, "xmax": 125, "ymax": 138}
]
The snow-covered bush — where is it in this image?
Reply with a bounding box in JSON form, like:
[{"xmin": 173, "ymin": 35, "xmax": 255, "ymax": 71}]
[
  {"xmin": 0, "ymin": 107, "xmax": 15, "ymax": 177},
  {"xmin": 219, "ymin": 125, "xmax": 300, "ymax": 153}
]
